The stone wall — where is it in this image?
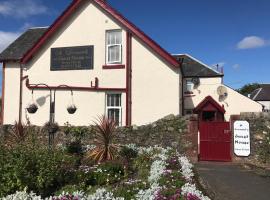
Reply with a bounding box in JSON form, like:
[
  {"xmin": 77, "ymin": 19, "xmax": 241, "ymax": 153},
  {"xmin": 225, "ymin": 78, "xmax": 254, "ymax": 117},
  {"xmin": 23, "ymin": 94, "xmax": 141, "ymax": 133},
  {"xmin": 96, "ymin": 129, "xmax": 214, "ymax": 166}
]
[
  {"xmin": 0, "ymin": 114, "xmax": 189, "ymax": 153},
  {"xmin": 236, "ymin": 113, "xmax": 270, "ymax": 166}
]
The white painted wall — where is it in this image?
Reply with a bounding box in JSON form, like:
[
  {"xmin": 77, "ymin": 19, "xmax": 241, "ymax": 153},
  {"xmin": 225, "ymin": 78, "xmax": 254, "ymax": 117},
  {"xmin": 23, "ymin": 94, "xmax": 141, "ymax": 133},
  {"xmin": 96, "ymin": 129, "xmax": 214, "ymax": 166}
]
[
  {"xmin": 183, "ymin": 77, "xmax": 262, "ymax": 120},
  {"xmin": 132, "ymin": 37, "xmax": 181, "ymax": 125},
  {"xmin": 258, "ymin": 101, "xmax": 270, "ymax": 111},
  {"xmin": 4, "ymin": 1, "xmax": 127, "ymax": 126},
  {"xmin": 3, "ymin": 62, "xmax": 21, "ymax": 124},
  {"xmin": 3, "ymin": 1, "xmax": 180, "ymax": 126}
]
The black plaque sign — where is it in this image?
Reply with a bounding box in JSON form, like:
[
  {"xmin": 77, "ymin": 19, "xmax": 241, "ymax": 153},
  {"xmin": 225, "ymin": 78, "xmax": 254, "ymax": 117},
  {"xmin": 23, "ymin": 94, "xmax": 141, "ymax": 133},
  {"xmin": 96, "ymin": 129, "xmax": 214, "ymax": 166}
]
[{"xmin": 51, "ymin": 46, "xmax": 94, "ymax": 70}]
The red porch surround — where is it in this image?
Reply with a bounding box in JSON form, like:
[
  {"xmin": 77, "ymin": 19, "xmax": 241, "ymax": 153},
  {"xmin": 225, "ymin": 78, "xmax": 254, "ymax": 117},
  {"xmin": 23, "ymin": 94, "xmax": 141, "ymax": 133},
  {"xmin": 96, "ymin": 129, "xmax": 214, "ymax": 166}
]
[
  {"xmin": 194, "ymin": 96, "xmax": 225, "ymax": 114},
  {"xmin": 194, "ymin": 96, "xmax": 225, "ymax": 122}
]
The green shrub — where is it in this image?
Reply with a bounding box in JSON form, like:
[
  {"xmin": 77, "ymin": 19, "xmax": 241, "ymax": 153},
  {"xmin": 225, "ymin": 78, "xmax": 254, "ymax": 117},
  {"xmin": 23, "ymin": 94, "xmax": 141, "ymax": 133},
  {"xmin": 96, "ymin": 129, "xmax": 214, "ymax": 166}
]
[
  {"xmin": 94, "ymin": 161, "xmax": 124, "ymax": 185},
  {"xmin": 112, "ymin": 181, "xmax": 148, "ymax": 200},
  {"xmin": 119, "ymin": 146, "xmax": 138, "ymax": 161},
  {"xmin": 258, "ymin": 138, "xmax": 270, "ymax": 163},
  {"xmin": 65, "ymin": 140, "xmax": 83, "ymax": 154},
  {"xmin": 133, "ymin": 153, "xmax": 152, "ymax": 181},
  {"xmin": 63, "ymin": 124, "xmax": 89, "ymax": 141},
  {"xmin": 0, "ymin": 144, "xmax": 77, "ymax": 198}
]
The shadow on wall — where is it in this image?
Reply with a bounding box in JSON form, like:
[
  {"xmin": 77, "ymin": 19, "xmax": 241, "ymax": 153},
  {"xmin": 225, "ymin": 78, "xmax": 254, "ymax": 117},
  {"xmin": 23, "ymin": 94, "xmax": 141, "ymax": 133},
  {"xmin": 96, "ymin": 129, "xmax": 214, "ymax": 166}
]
[{"xmin": 36, "ymin": 95, "xmax": 50, "ymax": 107}]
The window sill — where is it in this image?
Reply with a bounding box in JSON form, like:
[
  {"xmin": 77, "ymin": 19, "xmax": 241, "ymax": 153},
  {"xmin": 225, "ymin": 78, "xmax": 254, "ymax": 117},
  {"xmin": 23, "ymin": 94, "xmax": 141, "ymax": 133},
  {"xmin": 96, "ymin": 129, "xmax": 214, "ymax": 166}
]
[
  {"xmin": 184, "ymin": 91, "xmax": 194, "ymax": 94},
  {"xmin": 103, "ymin": 64, "xmax": 125, "ymax": 69}
]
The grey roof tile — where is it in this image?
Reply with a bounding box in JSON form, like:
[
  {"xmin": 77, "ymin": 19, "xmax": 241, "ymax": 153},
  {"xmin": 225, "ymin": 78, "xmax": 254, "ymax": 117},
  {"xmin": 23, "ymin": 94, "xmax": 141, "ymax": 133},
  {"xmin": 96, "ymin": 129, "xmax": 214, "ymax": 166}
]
[
  {"xmin": 250, "ymin": 84, "xmax": 270, "ymax": 101},
  {"xmin": 0, "ymin": 27, "xmax": 48, "ymax": 61},
  {"xmin": 173, "ymin": 54, "xmax": 223, "ymax": 77}
]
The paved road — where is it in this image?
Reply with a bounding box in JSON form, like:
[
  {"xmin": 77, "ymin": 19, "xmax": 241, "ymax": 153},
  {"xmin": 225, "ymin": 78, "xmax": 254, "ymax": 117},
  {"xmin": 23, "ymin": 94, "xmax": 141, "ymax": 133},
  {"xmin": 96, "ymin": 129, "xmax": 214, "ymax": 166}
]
[{"xmin": 195, "ymin": 162, "xmax": 270, "ymax": 200}]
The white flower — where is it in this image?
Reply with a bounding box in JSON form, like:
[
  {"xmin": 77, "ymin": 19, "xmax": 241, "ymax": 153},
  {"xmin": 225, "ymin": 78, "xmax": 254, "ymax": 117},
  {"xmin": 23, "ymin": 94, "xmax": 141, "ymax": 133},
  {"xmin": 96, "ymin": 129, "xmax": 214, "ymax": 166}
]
[
  {"xmin": 2, "ymin": 189, "xmax": 42, "ymax": 200},
  {"xmin": 135, "ymin": 183, "xmax": 160, "ymax": 200},
  {"xmin": 125, "ymin": 143, "xmax": 138, "ymax": 151},
  {"xmin": 181, "ymin": 183, "xmax": 210, "ymax": 200},
  {"xmin": 87, "ymin": 188, "xmax": 124, "ymax": 200},
  {"xmin": 178, "ymin": 156, "xmax": 194, "ymax": 181},
  {"xmin": 148, "ymin": 160, "xmax": 167, "ymax": 183}
]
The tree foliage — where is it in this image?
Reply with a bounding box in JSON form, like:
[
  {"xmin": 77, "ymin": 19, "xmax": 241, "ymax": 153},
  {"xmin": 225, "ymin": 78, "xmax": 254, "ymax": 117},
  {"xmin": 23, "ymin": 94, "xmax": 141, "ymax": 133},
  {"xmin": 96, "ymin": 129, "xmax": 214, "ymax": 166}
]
[{"xmin": 237, "ymin": 83, "xmax": 260, "ymax": 96}]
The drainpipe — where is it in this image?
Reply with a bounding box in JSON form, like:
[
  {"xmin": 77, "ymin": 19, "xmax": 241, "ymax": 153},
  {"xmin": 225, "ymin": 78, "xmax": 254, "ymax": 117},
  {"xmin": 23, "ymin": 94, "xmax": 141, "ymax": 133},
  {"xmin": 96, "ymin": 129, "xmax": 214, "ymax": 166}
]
[
  {"xmin": 18, "ymin": 63, "xmax": 24, "ymax": 125},
  {"xmin": 180, "ymin": 58, "xmax": 184, "ymax": 116}
]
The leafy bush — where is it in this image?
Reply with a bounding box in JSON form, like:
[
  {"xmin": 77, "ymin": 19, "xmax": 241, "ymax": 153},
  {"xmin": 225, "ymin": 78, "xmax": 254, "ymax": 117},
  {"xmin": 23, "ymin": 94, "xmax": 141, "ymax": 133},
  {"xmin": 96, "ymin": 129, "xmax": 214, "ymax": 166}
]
[
  {"xmin": 0, "ymin": 144, "xmax": 77, "ymax": 198},
  {"xmin": 65, "ymin": 140, "xmax": 83, "ymax": 154},
  {"xmin": 4, "ymin": 121, "xmax": 36, "ymax": 147},
  {"xmin": 112, "ymin": 181, "xmax": 148, "ymax": 200},
  {"xmin": 86, "ymin": 116, "xmax": 118, "ymax": 162},
  {"xmin": 133, "ymin": 153, "xmax": 152, "ymax": 181},
  {"xmin": 258, "ymin": 137, "xmax": 270, "ymax": 163},
  {"xmin": 93, "ymin": 161, "xmax": 124, "ymax": 185},
  {"xmin": 63, "ymin": 124, "xmax": 89, "ymax": 141},
  {"xmin": 119, "ymin": 146, "xmax": 138, "ymax": 162}
]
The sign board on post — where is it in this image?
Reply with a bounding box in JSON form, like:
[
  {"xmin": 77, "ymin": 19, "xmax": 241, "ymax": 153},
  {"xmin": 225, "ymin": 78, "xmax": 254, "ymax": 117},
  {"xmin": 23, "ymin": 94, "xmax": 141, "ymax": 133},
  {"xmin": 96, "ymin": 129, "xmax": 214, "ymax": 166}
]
[{"xmin": 233, "ymin": 121, "xmax": 250, "ymax": 156}]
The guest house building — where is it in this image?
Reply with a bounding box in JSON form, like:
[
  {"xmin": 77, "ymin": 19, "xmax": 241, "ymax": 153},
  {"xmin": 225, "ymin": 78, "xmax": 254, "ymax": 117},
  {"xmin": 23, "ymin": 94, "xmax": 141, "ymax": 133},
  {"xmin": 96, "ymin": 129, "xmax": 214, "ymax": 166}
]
[{"xmin": 0, "ymin": 0, "xmax": 262, "ymax": 126}]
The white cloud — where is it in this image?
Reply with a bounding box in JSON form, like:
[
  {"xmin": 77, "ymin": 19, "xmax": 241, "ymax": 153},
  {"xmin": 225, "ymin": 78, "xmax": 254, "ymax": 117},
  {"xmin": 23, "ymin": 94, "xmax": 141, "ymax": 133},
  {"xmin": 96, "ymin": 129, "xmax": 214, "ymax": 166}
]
[
  {"xmin": 0, "ymin": 31, "xmax": 20, "ymax": 52},
  {"xmin": 232, "ymin": 64, "xmax": 240, "ymax": 69},
  {"xmin": 237, "ymin": 36, "xmax": 268, "ymax": 49},
  {"xmin": 0, "ymin": 0, "xmax": 47, "ymax": 18}
]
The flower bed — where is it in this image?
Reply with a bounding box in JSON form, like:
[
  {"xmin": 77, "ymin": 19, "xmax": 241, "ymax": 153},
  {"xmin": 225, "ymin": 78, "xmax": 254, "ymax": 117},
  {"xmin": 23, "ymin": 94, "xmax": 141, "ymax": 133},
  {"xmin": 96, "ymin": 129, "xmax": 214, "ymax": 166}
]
[{"xmin": 2, "ymin": 145, "xmax": 209, "ymax": 200}]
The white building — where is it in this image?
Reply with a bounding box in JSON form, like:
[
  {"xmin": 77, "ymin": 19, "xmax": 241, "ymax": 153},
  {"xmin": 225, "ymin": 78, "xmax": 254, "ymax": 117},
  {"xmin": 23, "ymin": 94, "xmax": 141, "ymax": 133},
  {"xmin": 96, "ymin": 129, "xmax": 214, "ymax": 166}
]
[
  {"xmin": 0, "ymin": 0, "xmax": 262, "ymax": 126},
  {"xmin": 250, "ymin": 84, "xmax": 270, "ymax": 112},
  {"xmin": 173, "ymin": 54, "xmax": 262, "ymax": 121}
]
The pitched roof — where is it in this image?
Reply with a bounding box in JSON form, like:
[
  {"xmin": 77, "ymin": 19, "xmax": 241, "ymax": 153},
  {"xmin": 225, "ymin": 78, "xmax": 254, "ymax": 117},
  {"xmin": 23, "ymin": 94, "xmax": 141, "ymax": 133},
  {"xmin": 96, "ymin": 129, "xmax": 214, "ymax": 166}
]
[
  {"xmin": 0, "ymin": 0, "xmax": 179, "ymax": 68},
  {"xmin": 194, "ymin": 95, "xmax": 226, "ymax": 114},
  {"xmin": 0, "ymin": 28, "xmax": 48, "ymax": 61},
  {"xmin": 250, "ymin": 84, "xmax": 270, "ymax": 101},
  {"xmin": 173, "ymin": 54, "xmax": 223, "ymax": 77}
]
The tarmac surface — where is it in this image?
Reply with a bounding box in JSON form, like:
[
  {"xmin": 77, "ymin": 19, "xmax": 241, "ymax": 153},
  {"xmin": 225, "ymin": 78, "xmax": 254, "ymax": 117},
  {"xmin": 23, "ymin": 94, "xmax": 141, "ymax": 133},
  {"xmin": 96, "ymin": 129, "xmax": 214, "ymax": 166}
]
[{"xmin": 195, "ymin": 162, "xmax": 270, "ymax": 200}]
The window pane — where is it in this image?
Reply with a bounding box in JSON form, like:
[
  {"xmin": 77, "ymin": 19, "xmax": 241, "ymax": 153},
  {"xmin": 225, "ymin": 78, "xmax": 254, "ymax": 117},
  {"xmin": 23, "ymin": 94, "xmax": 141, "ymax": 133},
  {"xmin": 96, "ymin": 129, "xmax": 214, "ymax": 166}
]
[
  {"xmin": 107, "ymin": 31, "xmax": 121, "ymax": 45},
  {"xmin": 108, "ymin": 108, "xmax": 120, "ymax": 126},
  {"xmin": 186, "ymin": 81, "xmax": 194, "ymax": 92},
  {"xmin": 115, "ymin": 32, "xmax": 121, "ymax": 44},
  {"xmin": 107, "ymin": 94, "xmax": 121, "ymax": 107},
  {"xmin": 108, "ymin": 45, "xmax": 121, "ymax": 63}
]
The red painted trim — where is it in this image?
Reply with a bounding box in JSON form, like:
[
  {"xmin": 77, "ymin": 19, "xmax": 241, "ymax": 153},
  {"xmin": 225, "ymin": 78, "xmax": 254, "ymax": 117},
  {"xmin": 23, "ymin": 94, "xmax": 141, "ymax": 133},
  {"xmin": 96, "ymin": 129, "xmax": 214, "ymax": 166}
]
[
  {"xmin": 102, "ymin": 64, "xmax": 125, "ymax": 69},
  {"xmin": 1, "ymin": 62, "xmax": 5, "ymax": 124},
  {"xmin": 21, "ymin": 0, "xmax": 179, "ymax": 68},
  {"xmin": 125, "ymin": 32, "xmax": 132, "ymax": 126},
  {"xmin": 194, "ymin": 96, "xmax": 226, "ymax": 114},
  {"xmin": 25, "ymin": 78, "xmax": 126, "ymax": 92}
]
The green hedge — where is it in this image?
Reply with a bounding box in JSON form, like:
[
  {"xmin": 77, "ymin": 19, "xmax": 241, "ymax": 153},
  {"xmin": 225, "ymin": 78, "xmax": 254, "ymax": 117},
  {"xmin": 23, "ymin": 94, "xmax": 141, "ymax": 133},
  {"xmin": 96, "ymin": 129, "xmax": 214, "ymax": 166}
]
[{"xmin": 0, "ymin": 143, "xmax": 77, "ymax": 198}]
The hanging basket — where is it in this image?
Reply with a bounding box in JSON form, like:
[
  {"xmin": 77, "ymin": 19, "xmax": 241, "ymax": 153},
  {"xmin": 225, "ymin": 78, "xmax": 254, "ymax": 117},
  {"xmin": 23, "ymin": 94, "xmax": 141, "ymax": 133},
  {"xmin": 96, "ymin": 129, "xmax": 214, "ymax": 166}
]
[
  {"xmin": 67, "ymin": 105, "xmax": 77, "ymax": 114},
  {"xmin": 26, "ymin": 103, "xmax": 38, "ymax": 114}
]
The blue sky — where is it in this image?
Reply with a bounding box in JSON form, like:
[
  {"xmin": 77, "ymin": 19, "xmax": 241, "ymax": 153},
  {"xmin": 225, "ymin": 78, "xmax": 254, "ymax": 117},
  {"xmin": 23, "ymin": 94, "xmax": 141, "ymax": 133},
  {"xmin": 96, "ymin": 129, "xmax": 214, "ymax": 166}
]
[{"xmin": 0, "ymin": 0, "xmax": 270, "ymax": 90}]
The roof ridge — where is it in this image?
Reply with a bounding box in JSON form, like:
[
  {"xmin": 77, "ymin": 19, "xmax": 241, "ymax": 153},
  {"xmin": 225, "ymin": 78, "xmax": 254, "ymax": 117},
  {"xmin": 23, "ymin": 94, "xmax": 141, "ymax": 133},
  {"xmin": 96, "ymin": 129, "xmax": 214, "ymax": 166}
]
[
  {"xmin": 184, "ymin": 54, "xmax": 223, "ymax": 75},
  {"xmin": 252, "ymin": 88, "xmax": 262, "ymax": 100},
  {"xmin": 20, "ymin": 0, "xmax": 179, "ymax": 67}
]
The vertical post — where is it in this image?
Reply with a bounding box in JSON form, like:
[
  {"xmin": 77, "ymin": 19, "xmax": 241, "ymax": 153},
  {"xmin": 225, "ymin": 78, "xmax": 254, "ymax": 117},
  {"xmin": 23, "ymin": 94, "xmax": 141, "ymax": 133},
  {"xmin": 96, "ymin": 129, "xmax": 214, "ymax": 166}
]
[
  {"xmin": 126, "ymin": 31, "xmax": 132, "ymax": 126},
  {"xmin": 48, "ymin": 89, "xmax": 54, "ymax": 147},
  {"xmin": 1, "ymin": 62, "xmax": 5, "ymax": 125}
]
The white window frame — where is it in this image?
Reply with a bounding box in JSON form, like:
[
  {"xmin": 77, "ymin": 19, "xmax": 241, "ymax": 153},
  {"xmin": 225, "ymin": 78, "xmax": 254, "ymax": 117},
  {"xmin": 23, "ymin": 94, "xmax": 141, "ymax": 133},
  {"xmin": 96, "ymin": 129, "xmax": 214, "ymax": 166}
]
[
  {"xmin": 105, "ymin": 93, "xmax": 122, "ymax": 126},
  {"xmin": 106, "ymin": 30, "xmax": 122, "ymax": 64}
]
